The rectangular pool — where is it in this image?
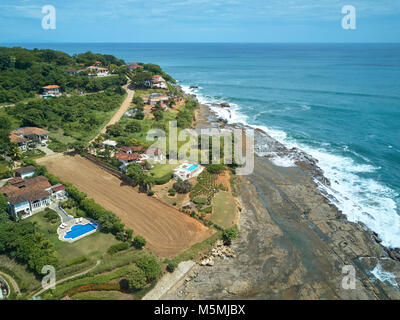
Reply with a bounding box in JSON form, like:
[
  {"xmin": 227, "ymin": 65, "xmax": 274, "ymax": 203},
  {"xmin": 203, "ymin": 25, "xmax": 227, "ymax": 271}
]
[{"xmin": 64, "ymin": 223, "xmax": 98, "ymax": 240}]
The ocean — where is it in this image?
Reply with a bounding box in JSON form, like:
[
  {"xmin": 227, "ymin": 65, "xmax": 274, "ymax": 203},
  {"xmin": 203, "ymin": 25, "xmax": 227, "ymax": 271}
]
[{"xmin": 6, "ymin": 42, "xmax": 400, "ymax": 248}]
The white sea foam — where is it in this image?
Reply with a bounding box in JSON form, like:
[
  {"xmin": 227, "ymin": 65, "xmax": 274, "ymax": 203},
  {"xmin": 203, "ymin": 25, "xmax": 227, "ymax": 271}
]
[
  {"xmin": 371, "ymin": 264, "xmax": 398, "ymax": 287},
  {"xmin": 181, "ymin": 84, "xmax": 400, "ymax": 249}
]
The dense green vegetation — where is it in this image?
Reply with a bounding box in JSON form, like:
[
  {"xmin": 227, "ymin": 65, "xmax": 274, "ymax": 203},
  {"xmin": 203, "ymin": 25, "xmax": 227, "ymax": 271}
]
[
  {"xmin": 7, "ymin": 88, "xmax": 125, "ymax": 143},
  {"xmin": 0, "ymin": 47, "xmax": 126, "ymax": 104},
  {"xmin": 0, "ymin": 222, "xmax": 58, "ymax": 275}
]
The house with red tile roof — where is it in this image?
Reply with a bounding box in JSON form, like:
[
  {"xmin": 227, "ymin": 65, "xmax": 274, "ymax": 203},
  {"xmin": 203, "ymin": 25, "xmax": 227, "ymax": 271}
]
[
  {"xmin": 10, "ymin": 127, "xmax": 49, "ymax": 151},
  {"xmin": 0, "ymin": 175, "xmax": 52, "ymax": 220},
  {"xmin": 115, "ymin": 146, "xmax": 149, "ymax": 171}
]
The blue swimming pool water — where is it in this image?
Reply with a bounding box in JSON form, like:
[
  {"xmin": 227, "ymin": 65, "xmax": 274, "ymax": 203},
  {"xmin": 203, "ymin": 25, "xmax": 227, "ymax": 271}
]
[
  {"xmin": 187, "ymin": 165, "xmax": 198, "ymax": 172},
  {"xmin": 64, "ymin": 223, "xmax": 98, "ymax": 240}
]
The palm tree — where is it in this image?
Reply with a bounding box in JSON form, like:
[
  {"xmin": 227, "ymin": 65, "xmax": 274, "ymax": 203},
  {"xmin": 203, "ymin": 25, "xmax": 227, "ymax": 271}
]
[{"xmin": 9, "ymin": 145, "xmax": 22, "ymax": 160}]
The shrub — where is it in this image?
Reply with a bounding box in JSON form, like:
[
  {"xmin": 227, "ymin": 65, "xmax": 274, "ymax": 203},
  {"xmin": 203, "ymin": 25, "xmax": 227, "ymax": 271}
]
[
  {"xmin": 136, "ymin": 256, "xmax": 161, "ymax": 281},
  {"xmin": 133, "ymin": 235, "xmax": 146, "ymax": 249},
  {"xmin": 168, "ymin": 188, "xmax": 176, "ymax": 196},
  {"xmin": 222, "ymin": 225, "xmax": 238, "ymax": 245},
  {"xmin": 193, "ymin": 197, "xmax": 207, "ymax": 205},
  {"xmin": 107, "ymin": 242, "xmax": 130, "ymax": 255},
  {"xmin": 166, "ymin": 262, "xmax": 178, "ymax": 273},
  {"xmin": 126, "ymin": 265, "xmax": 146, "ymax": 290},
  {"xmin": 43, "ymin": 209, "xmax": 59, "ymax": 223},
  {"xmin": 173, "ymin": 180, "xmax": 192, "ymax": 194},
  {"xmin": 154, "ymin": 172, "xmax": 172, "ymax": 185},
  {"xmin": 147, "ymin": 190, "xmax": 155, "ymax": 196},
  {"xmin": 207, "ymin": 164, "xmax": 225, "ymax": 174}
]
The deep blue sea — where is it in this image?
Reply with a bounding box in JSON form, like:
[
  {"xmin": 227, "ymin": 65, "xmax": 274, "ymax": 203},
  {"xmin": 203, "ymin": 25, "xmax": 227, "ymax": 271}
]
[{"xmin": 6, "ymin": 43, "xmax": 400, "ymax": 248}]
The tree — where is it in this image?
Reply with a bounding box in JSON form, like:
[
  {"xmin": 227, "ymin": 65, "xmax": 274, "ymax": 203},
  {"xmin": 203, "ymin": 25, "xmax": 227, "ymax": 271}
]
[
  {"xmin": 106, "ymin": 123, "xmax": 124, "ymax": 137},
  {"xmin": 126, "ymin": 265, "xmax": 147, "ymax": 290},
  {"xmin": 173, "ymin": 180, "xmax": 193, "ymax": 194},
  {"xmin": 153, "ymin": 110, "xmax": 163, "ymax": 121},
  {"xmin": 136, "ymin": 256, "xmax": 161, "ymax": 281},
  {"xmin": 0, "ymin": 193, "xmax": 10, "ymax": 224},
  {"xmin": 126, "ymin": 120, "xmax": 142, "ymax": 133},
  {"xmin": 133, "ymin": 235, "xmax": 147, "ymax": 249},
  {"xmin": 222, "ymin": 225, "xmax": 238, "ymax": 245},
  {"xmin": 135, "ymin": 110, "xmax": 145, "ymax": 120}
]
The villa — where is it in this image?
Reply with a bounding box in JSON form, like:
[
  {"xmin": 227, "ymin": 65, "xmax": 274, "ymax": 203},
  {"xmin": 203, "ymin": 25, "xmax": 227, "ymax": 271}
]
[
  {"xmin": 101, "ymin": 140, "xmax": 118, "ymax": 148},
  {"xmin": 115, "ymin": 146, "xmax": 149, "ymax": 170},
  {"xmin": 128, "ymin": 62, "xmax": 139, "ymax": 71},
  {"xmin": 173, "ymin": 162, "xmax": 204, "ymax": 181},
  {"xmin": 42, "ymin": 85, "xmax": 61, "ymax": 98},
  {"xmin": 152, "ymin": 75, "xmax": 167, "ymax": 89},
  {"xmin": 9, "ymin": 127, "xmax": 49, "ymax": 151},
  {"xmin": 0, "ymin": 175, "xmax": 66, "ymax": 220},
  {"xmin": 87, "ymin": 66, "xmax": 109, "ymax": 77},
  {"xmin": 148, "ymin": 93, "xmax": 169, "ymax": 106}
]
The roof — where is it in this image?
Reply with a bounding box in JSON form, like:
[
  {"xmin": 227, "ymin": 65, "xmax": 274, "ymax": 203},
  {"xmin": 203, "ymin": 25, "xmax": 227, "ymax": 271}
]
[
  {"xmin": 120, "ymin": 146, "xmax": 145, "ymax": 153},
  {"xmin": 42, "ymin": 85, "xmax": 60, "ymax": 89},
  {"xmin": 52, "ymin": 184, "xmax": 67, "ymax": 193},
  {"xmin": 8, "ymin": 177, "xmax": 23, "ymax": 185},
  {"xmin": 102, "ymin": 140, "xmax": 117, "ymax": 147},
  {"xmin": 66, "ymin": 68, "xmax": 76, "ymax": 72},
  {"xmin": 115, "ymin": 152, "xmax": 143, "ymax": 161},
  {"xmin": 11, "ymin": 127, "xmax": 49, "ymax": 136},
  {"xmin": 15, "ymin": 165, "xmax": 36, "ymax": 175},
  {"xmin": 0, "ymin": 176, "xmax": 52, "ymax": 205}
]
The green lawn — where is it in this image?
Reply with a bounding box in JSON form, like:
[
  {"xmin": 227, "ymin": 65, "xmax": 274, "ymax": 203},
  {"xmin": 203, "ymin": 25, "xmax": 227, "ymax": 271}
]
[
  {"xmin": 210, "ymin": 191, "xmax": 237, "ymax": 229},
  {"xmin": 26, "ymin": 211, "xmax": 121, "ymax": 265},
  {"xmin": 149, "ymin": 163, "xmax": 178, "ymax": 179}
]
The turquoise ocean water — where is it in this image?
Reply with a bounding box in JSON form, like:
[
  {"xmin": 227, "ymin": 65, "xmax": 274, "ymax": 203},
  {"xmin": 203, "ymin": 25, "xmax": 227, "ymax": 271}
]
[{"xmin": 7, "ymin": 43, "xmax": 400, "ymax": 248}]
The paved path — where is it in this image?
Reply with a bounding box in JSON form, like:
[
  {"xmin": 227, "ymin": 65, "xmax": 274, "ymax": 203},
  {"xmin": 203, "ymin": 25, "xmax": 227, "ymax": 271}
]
[
  {"xmin": 0, "ymin": 271, "xmax": 20, "ymax": 296},
  {"xmin": 31, "ymin": 260, "xmax": 100, "ymax": 299},
  {"xmin": 142, "ymin": 261, "xmax": 196, "ymax": 300},
  {"xmin": 89, "ymin": 83, "xmax": 134, "ymax": 144}
]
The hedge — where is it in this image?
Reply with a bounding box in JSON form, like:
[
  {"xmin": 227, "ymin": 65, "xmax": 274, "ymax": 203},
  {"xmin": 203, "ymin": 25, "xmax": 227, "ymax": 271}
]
[
  {"xmin": 65, "ymin": 256, "xmax": 88, "ymax": 267},
  {"xmin": 107, "ymin": 242, "xmax": 130, "ymax": 255},
  {"xmin": 154, "ymin": 172, "xmax": 172, "ymax": 185}
]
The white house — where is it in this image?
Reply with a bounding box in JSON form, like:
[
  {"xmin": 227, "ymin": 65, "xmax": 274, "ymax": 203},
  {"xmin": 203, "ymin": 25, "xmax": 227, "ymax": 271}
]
[
  {"xmin": 101, "ymin": 140, "xmax": 118, "ymax": 148},
  {"xmin": 173, "ymin": 162, "xmax": 204, "ymax": 181}
]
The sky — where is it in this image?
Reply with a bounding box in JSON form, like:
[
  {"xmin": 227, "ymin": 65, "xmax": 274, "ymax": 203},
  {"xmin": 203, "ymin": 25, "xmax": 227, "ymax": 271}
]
[{"xmin": 0, "ymin": 0, "xmax": 399, "ymax": 43}]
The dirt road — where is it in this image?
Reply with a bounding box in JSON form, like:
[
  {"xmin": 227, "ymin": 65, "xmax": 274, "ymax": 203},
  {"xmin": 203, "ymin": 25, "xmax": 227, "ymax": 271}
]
[
  {"xmin": 37, "ymin": 154, "xmax": 214, "ymax": 257},
  {"xmin": 89, "ymin": 83, "xmax": 134, "ymax": 144}
]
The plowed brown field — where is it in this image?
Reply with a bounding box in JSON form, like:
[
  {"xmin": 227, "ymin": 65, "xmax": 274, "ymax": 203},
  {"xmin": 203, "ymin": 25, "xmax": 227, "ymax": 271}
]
[{"xmin": 37, "ymin": 154, "xmax": 214, "ymax": 257}]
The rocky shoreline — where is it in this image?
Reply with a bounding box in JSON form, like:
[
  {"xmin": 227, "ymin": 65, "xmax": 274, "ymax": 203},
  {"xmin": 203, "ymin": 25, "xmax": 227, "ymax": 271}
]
[{"xmin": 161, "ymin": 86, "xmax": 400, "ymax": 299}]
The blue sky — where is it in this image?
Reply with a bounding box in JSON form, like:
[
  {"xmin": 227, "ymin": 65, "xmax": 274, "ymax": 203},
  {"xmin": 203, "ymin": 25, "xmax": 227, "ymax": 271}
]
[{"xmin": 0, "ymin": 0, "xmax": 399, "ymax": 43}]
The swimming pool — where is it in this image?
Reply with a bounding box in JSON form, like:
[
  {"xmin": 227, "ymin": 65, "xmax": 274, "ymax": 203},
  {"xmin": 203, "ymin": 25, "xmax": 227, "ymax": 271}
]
[
  {"xmin": 64, "ymin": 223, "xmax": 98, "ymax": 240},
  {"xmin": 186, "ymin": 164, "xmax": 198, "ymax": 172}
]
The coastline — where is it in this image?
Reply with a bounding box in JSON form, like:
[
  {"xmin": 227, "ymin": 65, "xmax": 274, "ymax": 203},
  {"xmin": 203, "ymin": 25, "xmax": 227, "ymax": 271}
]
[{"xmin": 159, "ymin": 86, "xmax": 400, "ymax": 299}]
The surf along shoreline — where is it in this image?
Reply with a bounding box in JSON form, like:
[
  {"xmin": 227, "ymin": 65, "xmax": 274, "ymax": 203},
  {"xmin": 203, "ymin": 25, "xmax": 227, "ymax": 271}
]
[{"xmin": 164, "ymin": 84, "xmax": 400, "ymax": 299}]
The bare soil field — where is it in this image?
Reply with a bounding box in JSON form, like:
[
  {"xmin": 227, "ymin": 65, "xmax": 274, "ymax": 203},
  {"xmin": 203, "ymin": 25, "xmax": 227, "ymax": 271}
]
[{"xmin": 37, "ymin": 154, "xmax": 214, "ymax": 257}]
